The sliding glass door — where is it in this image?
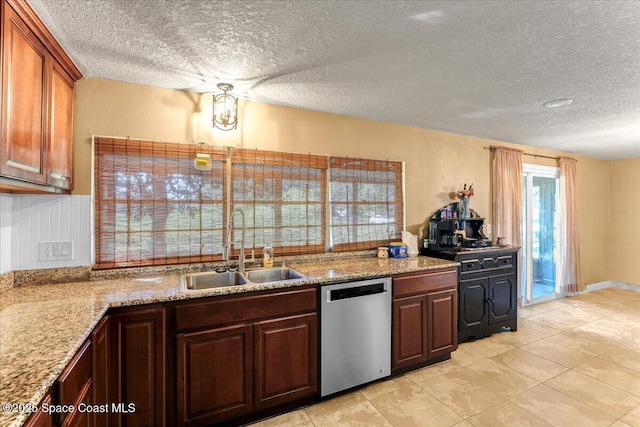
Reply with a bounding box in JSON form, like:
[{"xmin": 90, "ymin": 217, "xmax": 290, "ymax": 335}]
[{"xmin": 522, "ymin": 164, "xmax": 561, "ymax": 305}]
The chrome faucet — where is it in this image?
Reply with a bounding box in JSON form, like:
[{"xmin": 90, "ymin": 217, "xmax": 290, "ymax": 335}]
[{"xmin": 222, "ymin": 208, "xmax": 246, "ymax": 273}]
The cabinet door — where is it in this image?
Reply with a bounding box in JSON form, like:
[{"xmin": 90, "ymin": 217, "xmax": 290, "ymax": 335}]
[
  {"xmin": 427, "ymin": 289, "xmax": 457, "ymax": 358},
  {"xmin": 109, "ymin": 307, "xmax": 165, "ymax": 427},
  {"xmin": 254, "ymin": 313, "xmax": 317, "ymax": 410},
  {"xmin": 92, "ymin": 316, "xmax": 109, "ymax": 427},
  {"xmin": 1, "ymin": 3, "xmax": 48, "ymax": 183},
  {"xmin": 24, "ymin": 395, "xmax": 53, "ymax": 427},
  {"xmin": 47, "ymin": 60, "xmax": 74, "ymax": 190},
  {"xmin": 57, "ymin": 340, "xmax": 92, "ymax": 426},
  {"xmin": 458, "ymin": 277, "xmax": 488, "ymax": 333},
  {"xmin": 177, "ymin": 324, "xmax": 253, "ymax": 426},
  {"xmin": 488, "ymin": 274, "xmax": 517, "ymax": 324},
  {"xmin": 61, "ymin": 381, "xmax": 92, "ymax": 427},
  {"xmin": 392, "ymin": 294, "xmax": 428, "ymax": 370}
]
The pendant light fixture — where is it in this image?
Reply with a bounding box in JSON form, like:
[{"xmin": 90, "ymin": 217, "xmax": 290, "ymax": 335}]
[{"xmin": 212, "ymin": 83, "xmax": 238, "ymax": 131}]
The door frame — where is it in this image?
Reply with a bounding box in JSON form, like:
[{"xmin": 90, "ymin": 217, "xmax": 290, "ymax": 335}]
[{"xmin": 522, "ymin": 163, "xmax": 561, "ymax": 306}]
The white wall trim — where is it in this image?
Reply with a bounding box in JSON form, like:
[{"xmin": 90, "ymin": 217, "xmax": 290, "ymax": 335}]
[{"xmin": 586, "ymin": 280, "xmax": 640, "ymax": 292}]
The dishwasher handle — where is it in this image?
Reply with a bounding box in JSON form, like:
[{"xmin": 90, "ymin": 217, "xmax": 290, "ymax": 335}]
[{"xmin": 328, "ymin": 282, "xmax": 387, "ymax": 302}]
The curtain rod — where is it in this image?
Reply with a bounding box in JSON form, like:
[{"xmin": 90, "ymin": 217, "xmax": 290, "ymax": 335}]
[{"xmin": 483, "ymin": 146, "xmax": 562, "ymax": 161}]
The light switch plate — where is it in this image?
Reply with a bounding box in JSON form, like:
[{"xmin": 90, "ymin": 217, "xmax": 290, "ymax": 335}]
[{"xmin": 39, "ymin": 241, "xmax": 73, "ymax": 261}]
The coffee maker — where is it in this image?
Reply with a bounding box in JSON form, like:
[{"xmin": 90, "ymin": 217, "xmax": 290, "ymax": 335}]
[{"xmin": 421, "ymin": 202, "xmax": 492, "ymax": 252}]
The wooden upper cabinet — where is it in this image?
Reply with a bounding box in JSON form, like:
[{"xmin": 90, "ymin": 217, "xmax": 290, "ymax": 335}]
[
  {"xmin": 1, "ymin": 3, "xmax": 48, "ymax": 183},
  {"xmin": 48, "ymin": 60, "xmax": 74, "ymax": 190},
  {"xmin": 0, "ymin": 0, "xmax": 82, "ymax": 192}
]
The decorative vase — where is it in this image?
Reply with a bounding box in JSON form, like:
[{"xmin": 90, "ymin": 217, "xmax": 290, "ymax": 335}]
[{"xmin": 458, "ymin": 197, "xmax": 470, "ymax": 219}]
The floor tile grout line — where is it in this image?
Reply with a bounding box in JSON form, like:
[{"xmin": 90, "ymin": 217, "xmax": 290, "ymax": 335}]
[
  {"xmin": 617, "ymin": 402, "xmax": 640, "ymax": 423},
  {"xmin": 508, "ymin": 383, "xmax": 621, "ymax": 425},
  {"xmin": 541, "ymin": 372, "xmax": 640, "ymax": 420}
]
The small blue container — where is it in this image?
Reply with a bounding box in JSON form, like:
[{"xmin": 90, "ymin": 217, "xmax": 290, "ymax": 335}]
[{"xmin": 388, "ymin": 243, "xmax": 408, "ymax": 258}]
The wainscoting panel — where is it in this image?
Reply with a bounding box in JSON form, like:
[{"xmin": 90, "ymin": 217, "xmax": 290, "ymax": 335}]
[
  {"xmin": 0, "ymin": 194, "xmax": 13, "ymax": 273},
  {"xmin": 11, "ymin": 195, "xmax": 92, "ymax": 270}
]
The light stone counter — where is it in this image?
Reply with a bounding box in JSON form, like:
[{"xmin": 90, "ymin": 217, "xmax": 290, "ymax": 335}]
[{"xmin": 0, "ymin": 255, "xmax": 457, "ymax": 427}]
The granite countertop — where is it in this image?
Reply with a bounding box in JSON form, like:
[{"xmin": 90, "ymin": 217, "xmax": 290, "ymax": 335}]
[{"xmin": 0, "ymin": 255, "xmax": 457, "ymax": 427}]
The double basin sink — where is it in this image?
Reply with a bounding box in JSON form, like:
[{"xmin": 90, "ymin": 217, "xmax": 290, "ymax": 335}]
[{"xmin": 180, "ymin": 267, "xmax": 306, "ymax": 292}]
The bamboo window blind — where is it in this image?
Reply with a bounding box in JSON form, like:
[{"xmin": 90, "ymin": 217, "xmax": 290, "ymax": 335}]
[
  {"xmin": 94, "ymin": 137, "xmax": 404, "ymax": 269},
  {"xmin": 94, "ymin": 137, "xmax": 226, "ymax": 268},
  {"xmin": 231, "ymin": 148, "xmax": 328, "ymax": 256},
  {"xmin": 329, "ymin": 157, "xmax": 404, "ymax": 252}
]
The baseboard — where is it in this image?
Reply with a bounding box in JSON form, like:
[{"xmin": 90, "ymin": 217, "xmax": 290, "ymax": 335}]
[{"xmin": 586, "ymin": 281, "xmax": 640, "ymax": 293}]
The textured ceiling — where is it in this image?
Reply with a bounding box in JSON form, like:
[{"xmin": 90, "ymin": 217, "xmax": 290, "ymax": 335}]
[{"xmin": 29, "ymin": 0, "xmax": 640, "ymax": 160}]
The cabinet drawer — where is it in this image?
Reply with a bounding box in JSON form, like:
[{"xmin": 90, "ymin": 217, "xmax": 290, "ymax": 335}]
[
  {"xmin": 460, "ymin": 259, "xmax": 482, "ymax": 274},
  {"xmin": 393, "ymin": 269, "xmax": 456, "ymax": 297},
  {"xmin": 57, "ymin": 340, "xmax": 91, "ymax": 423},
  {"xmin": 459, "ymin": 253, "xmax": 515, "ymax": 275},
  {"xmin": 496, "ymin": 255, "xmax": 514, "ymax": 268},
  {"xmin": 176, "ymin": 287, "xmax": 317, "ymax": 331}
]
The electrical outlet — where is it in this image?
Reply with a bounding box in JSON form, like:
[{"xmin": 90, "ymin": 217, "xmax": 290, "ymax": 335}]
[
  {"xmin": 486, "ymin": 224, "xmax": 492, "ymax": 236},
  {"xmin": 39, "ymin": 241, "xmax": 73, "ymax": 261}
]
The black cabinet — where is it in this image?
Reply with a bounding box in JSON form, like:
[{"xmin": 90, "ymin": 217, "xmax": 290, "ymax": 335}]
[{"xmin": 426, "ymin": 248, "xmax": 518, "ymax": 342}]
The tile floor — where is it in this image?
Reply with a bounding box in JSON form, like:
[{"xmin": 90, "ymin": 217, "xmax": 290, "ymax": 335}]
[{"xmin": 250, "ymin": 287, "xmax": 640, "ymax": 427}]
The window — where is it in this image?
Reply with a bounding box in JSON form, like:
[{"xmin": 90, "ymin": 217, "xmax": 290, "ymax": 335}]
[
  {"xmin": 231, "ymin": 149, "xmax": 327, "ymax": 256},
  {"xmin": 94, "ymin": 137, "xmax": 404, "ymax": 268},
  {"xmin": 94, "ymin": 137, "xmax": 225, "ymax": 268},
  {"xmin": 329, "ymin": 157, "xmax": 403, "ymax": 251}
]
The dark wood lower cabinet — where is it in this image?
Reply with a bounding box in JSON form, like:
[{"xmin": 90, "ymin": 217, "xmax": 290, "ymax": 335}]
[
  {"xmin": 254, "ymin": 314, "xmax": 317, "ymax": 410},
  {"xmin": 91, "ymin": 316, "xmax": 109, "ymax": 427},
  {"xmin": 60, "ymin": 382, "xmax": 91, "ymax": 427},
  {"xmin": 56, "ymin": 340, "xmax": 92, "ymax": 427},
  {"xmin": 173, "ymin": 286, "xmax": 318, "ymax": 427},
  {"xmin": 23, "ymin": 273, "xmax": 462, "ymax": 427},
  {"xmin": 427, "ymin": 289, "xmax": 457, "ymax": 358},
  {"xmin": 392, "ymin": 268, "xmax": 458, "ymax": 373},
  {"xmin": 24, "ymin": 395, "xmax": 53, "ymax": 427},
  {"xmin": 393, "ymin": 294, "xmax": 428, "ymax": 369},
  {"xmin": 108, "ymin": 306, "xmax": 165, "ymax": 427},
  {"xmin": 177, "ymin": 324, "xmax": 253, "ymax": 426}
]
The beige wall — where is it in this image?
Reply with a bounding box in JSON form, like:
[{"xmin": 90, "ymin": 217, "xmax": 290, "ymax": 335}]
[
  {"xmin": 73, "ymin": 77, "xmax": 611, "ymax": 286},
  {"xmin": 608, "ymin": 158, "xmax": 640, "ymax": 286}
]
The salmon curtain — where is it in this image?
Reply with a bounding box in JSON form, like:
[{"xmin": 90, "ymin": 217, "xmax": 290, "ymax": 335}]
[
  {"xmin": 558, "ymin": 157, "xmax": 584, "ymax": 293},
  {"xmin": 491, "ymin": 146, "xmax": 523, "ymax": 248}
]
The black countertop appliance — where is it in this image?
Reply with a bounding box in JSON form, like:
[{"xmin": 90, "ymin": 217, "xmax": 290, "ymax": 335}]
[{"xmin": 420, "ymin": 202, "xmax": 492, "ymax": 253}]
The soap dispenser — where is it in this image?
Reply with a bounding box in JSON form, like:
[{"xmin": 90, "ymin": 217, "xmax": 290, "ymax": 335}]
[{"xmin": 262, "ymin": 245, "xmax": 274, "ymax": 268}]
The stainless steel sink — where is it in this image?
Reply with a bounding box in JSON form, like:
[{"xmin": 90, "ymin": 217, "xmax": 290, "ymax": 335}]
[
  {"xmin": 181, "ymin": 271, "xmax": 247, "ymax": 290},
  {"xmin": 245, "ymin": 267, "xmax": 305, "ymax": 283},
  {"xmin": 180, "ymin": 267, "xmax": 306, "ymax": 292}
]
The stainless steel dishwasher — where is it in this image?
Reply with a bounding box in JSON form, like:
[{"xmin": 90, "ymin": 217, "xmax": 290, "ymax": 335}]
[{"xmin": 320, "ymin": 277, "xmax": 392, "ymax": 397}]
